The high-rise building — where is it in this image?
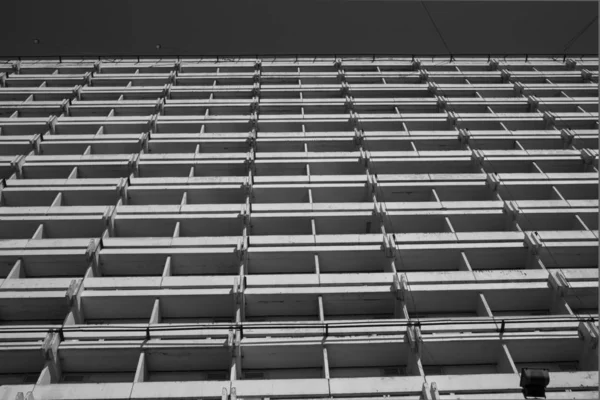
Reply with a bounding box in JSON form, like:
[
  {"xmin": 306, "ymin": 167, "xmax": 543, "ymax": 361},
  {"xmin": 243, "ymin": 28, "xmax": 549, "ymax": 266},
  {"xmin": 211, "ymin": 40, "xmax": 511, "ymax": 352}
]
[{"xmin": 0, "ymin": 56, "xmax": 597, "ymax": 399}]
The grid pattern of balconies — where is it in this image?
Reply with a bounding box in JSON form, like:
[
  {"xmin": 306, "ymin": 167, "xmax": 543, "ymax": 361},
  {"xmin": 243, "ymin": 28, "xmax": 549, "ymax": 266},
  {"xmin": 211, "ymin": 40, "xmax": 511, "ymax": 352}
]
[{"xmin": 0, "ymin": 56, "xmax": 598, "ymax": 400}]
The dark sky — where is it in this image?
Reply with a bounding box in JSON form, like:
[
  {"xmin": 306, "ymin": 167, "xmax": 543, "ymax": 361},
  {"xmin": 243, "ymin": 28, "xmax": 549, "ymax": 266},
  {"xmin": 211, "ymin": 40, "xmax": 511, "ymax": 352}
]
[{"xmin": 0, "ymin": 0, "xmax": 597, "ymax": 57}]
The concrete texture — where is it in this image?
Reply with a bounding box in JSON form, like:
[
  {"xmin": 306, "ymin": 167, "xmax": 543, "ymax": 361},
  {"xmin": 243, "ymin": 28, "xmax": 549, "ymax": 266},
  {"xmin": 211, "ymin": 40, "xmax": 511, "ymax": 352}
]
[{"xmin": 0, "ymin": 55, "xmax": 597, "ymax": 399}]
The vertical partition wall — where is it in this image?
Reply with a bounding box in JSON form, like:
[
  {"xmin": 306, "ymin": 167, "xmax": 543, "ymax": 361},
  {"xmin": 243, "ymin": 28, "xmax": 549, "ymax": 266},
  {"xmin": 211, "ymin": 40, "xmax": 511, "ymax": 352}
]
[{"xmin": 0, "ymin": 56, "xmax": 598, "ymax": 400}]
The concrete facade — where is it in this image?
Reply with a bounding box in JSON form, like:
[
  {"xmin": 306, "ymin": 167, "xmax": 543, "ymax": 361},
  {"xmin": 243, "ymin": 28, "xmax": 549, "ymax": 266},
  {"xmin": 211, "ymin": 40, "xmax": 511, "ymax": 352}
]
[{"xmin": 0, "ymin": 56, "xmax": 597, "ymax": 399}]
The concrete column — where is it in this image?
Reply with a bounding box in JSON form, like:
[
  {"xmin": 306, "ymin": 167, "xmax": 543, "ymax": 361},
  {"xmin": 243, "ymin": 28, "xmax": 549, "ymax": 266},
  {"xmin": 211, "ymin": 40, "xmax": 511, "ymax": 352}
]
[
  {"xmin": 422, "ymin": 381, "xmax": 440, "ymax": 400},
  {"xmin": 86, "ymin": 238, "xmax": 102, "ymax": 277},
  {"xmin": 531, "ymin": 161, "xmax": 545, "ymax": 174},
  {"xmin": 227, "ymin": 329, "xmax": 237, "ymax": 381},
  {"xmin": 117, "ymin": 177, "xmax": 129, "ymax": 205},
  {"xmin": 430, "ymin": 188, "xmax": 441, "ymax": 203},
  {"xmin": 0, "ymin": 179, "xmax": 4, "ymax": 206},
  {"xmin": 237, "ymin": 204, "xmax": 248, "ymax": 323},
  {"xmin": 231, "ymin": 330, "xmax": 242, "ymax": 380},
  {"xmin": 443, "ymin": 217, "xmax": 455, "ymax": 233},
  {"xmin": 234, "ymin": 272, "xmax": 245, "ymax": 323},
  {"xmin": 314, "ymin": 254, "xmax": 321, "ymax": 277},
  {"xmin": 9, "ymin": 154, "xmax": 24, "ymax": 179},
  {"xmin": 162, "ymin": 256, "xmax": 172, "ymax": 277},
  {"xmin": 524, "ymin": 232, "xmax": 542, "ymax": 270},
  {"xmin": 63, "ymin": 277, "xmax": 84, "ymax": 325},
  {"xmin": 458, "ymin": 251, "xmax": 473, "ymax": 272},
  {"xmin": 67, "ymin": 166, "xmax": 78, "ymax": 179},
  {"xmin": 150, "ymin": 299, "xmax": 161, "ymax": 324},
  {"xmin": 172, "ymin": 221, "xmax": 181, "ymax": 238},
  {"xmin": 393, "ymin": 271, "xmax": 410, "ymax": 319},
  {"xmin": 548, "ymin": 270, "xmax": 575, "ymax": 315},
  {"xmin": 476, "ymin": 293, "xmax": 494, "ymax": 317},
  {"xmin": 497, "ymin": 343, "xmax": 518, "ymax": 374},
  {"xmin": 50, "ymin": 192, "xmax": 63, "ymax": 207},
  {"xmin": 103, "ymin": 205, "xmax": 116, "ymax": 238},
  {"xmin": 550, "ymin": 186, "xmax": 566, "ymax": 201},
  {"xmin": 578, "ymin": 321, "xmax": 598, "ymax": 371},
  {"xmin": 180, "ymin": 192, "xmax": 188, "ymax": 206},
  {"xmin": 503, "ymin": 200, "xmax": 520, "ymax": 231},
  {"xmin": 133, "ymin": 352, "xmax": 147, "ymax": 382},
  {"xmin": 573, "ymin": 215, "xmax": 590, "ymax": 230},
  {"xmin": 322, "ymin": 347, "xmax": 330, "ymax": 379},
  {"xmin": 38, "ymin": 331, "xmax": 62, "ymax": 384},
  {"xmin": 318, "ymin": 295, "xmax": 325, "ymax": 322},
  {"xmin": 405, "ymin": 325, "xmax": 425, "ymax": 377},
  {"xmin": 6, "ymin": 259, "xmax": 25, "ymax": 279}
]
